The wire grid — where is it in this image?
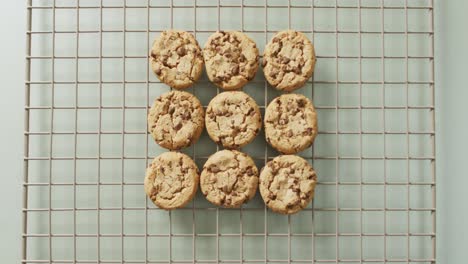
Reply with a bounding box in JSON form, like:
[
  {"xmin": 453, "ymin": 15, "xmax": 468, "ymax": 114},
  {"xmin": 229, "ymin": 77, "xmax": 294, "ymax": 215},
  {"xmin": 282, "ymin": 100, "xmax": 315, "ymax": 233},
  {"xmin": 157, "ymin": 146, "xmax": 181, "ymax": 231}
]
[{"xmin": 23, "ymin": 0, "xmax": 436, "ymax": 263}]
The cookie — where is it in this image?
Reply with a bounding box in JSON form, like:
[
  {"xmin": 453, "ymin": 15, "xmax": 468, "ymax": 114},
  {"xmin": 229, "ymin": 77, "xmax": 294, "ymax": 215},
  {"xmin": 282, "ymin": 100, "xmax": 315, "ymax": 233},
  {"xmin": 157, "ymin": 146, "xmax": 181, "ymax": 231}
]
[
  {"xmin": 144, "ymin": 152, "xmax": 199, "ymax": 210},
  {"xmin": 259, "ymin": 155, "xmax": 317, "ymax": 214},
  {"xmin": 150, "ymin": 30, "xmax": 204, "ymax": 89},
  {"xmin": 203, "ymin": 31, "xmax": 259, "ymax": 90},
  {"xmin": 200, "ymin": 150, "xmax": 259, "ymax": 208},
  {"xmin": 205, "ymin": 91, "xmax": 262, "ymax": 149},
  {"xmin": 262, "ymin": 30, "xmax": 316, "ymax": 92},
  {"xmin": 265, "ymin": 94, "xmax": 318, "ymax": 154},
  {"xmin": 148, "ymin": 91, "xmax": 204, "ymax": 150}
]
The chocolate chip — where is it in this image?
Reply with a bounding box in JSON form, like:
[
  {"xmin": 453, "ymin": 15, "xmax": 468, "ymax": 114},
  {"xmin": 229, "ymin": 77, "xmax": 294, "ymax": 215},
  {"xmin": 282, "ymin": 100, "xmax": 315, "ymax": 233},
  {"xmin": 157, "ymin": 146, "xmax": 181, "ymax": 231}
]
[
  {"xmin": 286, "ymin": 130, "xmax": 293, "ymax": 137},
  {"xmin": 240, "ymin": 54, "xmax": 246, "ymax": 63},
  {"xmin": 293, "ymin": 67, "xmax": 302, "ymax": 74},
  {"xmin": 208, "ymin": 111, "xmax": 216, "ymax": 119},
  {"xmin": 168, "ymin": 107, "xmax": 175, "ymax": 114},
  {"xmin": 213, "ymin": 76, "xmax": 222, "ymax": 83},
  {"xmin": 272, "ymin": 37, "xmax": 280, "ymax": 43},
  {"xmin": 281, "ymin": 57, "xmax": 290, "ymax": 64},
  {"xmin": 232, "ymin": 65, "xmax": 239, "ymax": 75},
  {"xmin": 246, "ymin": 167, "xmax": 254, "ymax": 176},
  {"xmin": 269, "ymin": 193, "xmax": 277, "ymax": 200},
  {"xmin": 176, "ymin": 46, "xmax": 186, "ymax": 56},
  {"xmin": 297, "ymin": 99, "xmax": 305, "ymax": 107},
  {"xmin": 174, "ymin": 123, "xmax": 182, "ymax": 130},
  {"xmin": 155, "ymin": 67, "xmax": 162, "ymax": 75}
]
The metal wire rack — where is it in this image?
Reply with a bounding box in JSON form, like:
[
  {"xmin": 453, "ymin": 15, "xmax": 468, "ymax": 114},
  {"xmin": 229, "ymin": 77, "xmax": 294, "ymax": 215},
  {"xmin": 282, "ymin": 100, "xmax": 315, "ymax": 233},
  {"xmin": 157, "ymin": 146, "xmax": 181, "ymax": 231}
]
[{"xmin": 23, "ymin": 0, "xmax": 435, "ymax": 263}]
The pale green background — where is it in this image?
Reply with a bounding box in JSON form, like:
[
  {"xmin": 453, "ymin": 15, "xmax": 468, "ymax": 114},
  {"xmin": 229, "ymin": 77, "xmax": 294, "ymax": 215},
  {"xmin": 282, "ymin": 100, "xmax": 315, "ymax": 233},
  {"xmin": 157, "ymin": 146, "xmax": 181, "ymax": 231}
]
[{"xmin": 0, "ymin": 0, "xmax": 466, "ymax": 263}]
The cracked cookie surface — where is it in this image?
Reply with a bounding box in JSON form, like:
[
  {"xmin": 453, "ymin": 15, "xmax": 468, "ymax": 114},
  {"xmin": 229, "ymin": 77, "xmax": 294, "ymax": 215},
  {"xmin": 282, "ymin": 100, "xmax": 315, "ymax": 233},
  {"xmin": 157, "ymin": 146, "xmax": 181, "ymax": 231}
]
[
  {"xmin": 148, "ymin": 91, "xmax": 204, "ymax": 150},
  {"xmin": 263, "ymin": 30, "xmax": 316, "ymax": 91},
  {"xmin": 144, "ymin": 152, "xmax": 199, "ymax": 210},
  {"xmin": 203, "ymin": 31, "xmax": 259, "ymax": 90},
  {"xmin": 205, "ymin": 91, "xmax": 261, "ymax": 149},
  {"xmin": 265, "ymin": 94, "xmax": 318, "ymax": 154},
  {"xmin": 200, "ymin": 150, "xmax": 259, "ymax": 208},
  {"xmin": 150, "ymin": 30, "xmax": 204, "ymax": 89},
  {"xmin": 259, "ymin": 155, "xmax": 317, "ymax": 214}
]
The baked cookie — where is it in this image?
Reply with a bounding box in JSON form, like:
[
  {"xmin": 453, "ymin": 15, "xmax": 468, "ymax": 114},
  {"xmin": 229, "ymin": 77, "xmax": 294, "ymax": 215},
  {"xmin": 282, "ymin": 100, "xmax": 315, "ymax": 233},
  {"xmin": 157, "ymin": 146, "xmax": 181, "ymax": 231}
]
[
  {"xmin": 148, "ymin": 91, "xmax": 204, "ymax": 150},
  {"xmin": 144, "ymin": 152, "xmax": 199, "ymax": 210},
  {"xmin": 205, "ymin": 91, "xmax": 261, "ymax": 149},
  {"xmin": 265, "ymin": 94, "xmax": 318, "ymax": 154},
  {"xmin": 203, "ymin": 31, "xmax": 259, "ymax": 90},
  {"xmin": 150, "ymin": 30, "xmax": 204, "ymax": 89},
  {"xmin": 200, "ymin": 150, "xmax": 259, "ymax": 208},
  {"xmin": 259, "ymin": 155, "xmax": 317, "ymax": 214},
  {"xmin": 262, "ymin": 30, "xmax": 316, "ymax": 91}
]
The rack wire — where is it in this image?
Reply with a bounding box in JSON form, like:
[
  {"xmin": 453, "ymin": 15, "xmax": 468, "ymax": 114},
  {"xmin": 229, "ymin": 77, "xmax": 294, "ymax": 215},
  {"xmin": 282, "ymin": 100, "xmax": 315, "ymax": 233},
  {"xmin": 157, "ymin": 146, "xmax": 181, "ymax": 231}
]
[{"xmin": 23, "ymin": 0, "xmax": 435, "ymax": 263}]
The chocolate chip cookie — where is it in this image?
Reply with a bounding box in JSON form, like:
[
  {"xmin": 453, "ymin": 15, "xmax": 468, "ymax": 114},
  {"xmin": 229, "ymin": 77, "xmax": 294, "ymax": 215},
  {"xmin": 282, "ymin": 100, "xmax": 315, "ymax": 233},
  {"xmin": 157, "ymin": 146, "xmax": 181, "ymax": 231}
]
[
  {"xmin": 265, "ymin": 94, "xmax": 318, "ymax": 154},
  {"xmin": 203, "ymin": 31, "xmax": 259, "ymax": 90},
  {"xmin": 262, "ymin": 30, "xmax": 316, "ymax": 92},
  {"xmin": 259, "ymin": 155, "xmax": 317, "ymax": 214},
  {"xmin": 200, "ymin": 150, "xmax": 259, "ymax": 208},
  {"xmin": 150, "ymin": 30, "xmax": 204, "ymax": 89},
  {"xmin": 205, "ymin": 91, "xmax": 262, "ymax": 149},
  {"xmin": 148, "ymin": 91, "xmax": 204, "ymax": 150},
  {"xmin": 144, "ymin": 152, "xmax": 199, "ymax": 210}
]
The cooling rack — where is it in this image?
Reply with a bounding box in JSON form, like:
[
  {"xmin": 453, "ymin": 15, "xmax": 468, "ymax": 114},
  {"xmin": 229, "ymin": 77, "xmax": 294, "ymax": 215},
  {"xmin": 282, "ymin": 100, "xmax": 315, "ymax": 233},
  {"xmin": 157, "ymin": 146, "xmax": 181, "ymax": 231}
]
[{"xmin": 23, "ymin": 0, "xmax": 435, "ymax": 263}]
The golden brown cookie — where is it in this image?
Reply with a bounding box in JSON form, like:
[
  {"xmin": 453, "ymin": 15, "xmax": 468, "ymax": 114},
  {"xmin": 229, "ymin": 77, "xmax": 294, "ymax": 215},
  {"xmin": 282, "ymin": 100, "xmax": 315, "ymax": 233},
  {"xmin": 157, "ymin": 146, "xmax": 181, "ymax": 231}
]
[
  {"xmin": 205, "ymin": 91, "xmax": 262, "ymax": 149},
  {"xmin": 262, "ymin": 30, "xmax": 316, "ymax": 92},
  {"xmin": 150, "ymin": 30, "xmax": 204, "ymax": 89},
  {"xmin": 144, "ymin": 152, "xmax": 199, "ymax": 210},
  {"xmin": 259, "ymin": 155, "xmax": 317, "ymax": 214},
  {"xmin": 148, "ymin": 91, "xmax": 204, "ymax": 150},
  {"xmin": 265, "ymin": 94, "xmax": 318, "ymax": 154},
  {"xmin": 203, "ymin": 31, "xmax": 259, "ymax": 90},
  {"xmin": 200, "ymin": 150, "xmax": 259, "ymax": 208}
]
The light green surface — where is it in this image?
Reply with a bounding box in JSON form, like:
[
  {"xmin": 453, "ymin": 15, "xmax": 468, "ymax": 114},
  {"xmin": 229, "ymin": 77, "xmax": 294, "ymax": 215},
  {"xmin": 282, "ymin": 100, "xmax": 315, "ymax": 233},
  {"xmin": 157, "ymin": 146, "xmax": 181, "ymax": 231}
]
[
  {"xmin": 0, "ymin": 0, "xmax": 467, "ymax": 263},
  {"xmin": 434, "ymin": 0, "xmax": 468, "ymax": 263}
]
